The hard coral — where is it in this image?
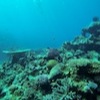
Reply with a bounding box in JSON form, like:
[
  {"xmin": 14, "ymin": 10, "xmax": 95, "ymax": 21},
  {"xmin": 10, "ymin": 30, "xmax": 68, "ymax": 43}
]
[
  {"xmin": 82, "ymin": 17, "xmax": 100, "ymax": 37},
  {"xmin": 36, "ymin": 74, "xmax": 52, "ymax": 93},
  {"xmin": 47, "ymin": 48, "xmax": 60, "ymax": 60},
  {"xmin": 93, "ymin": 16, "xmax": 99, "ymax": 22},
  {"xmin": 3, "ymin": 49, "xmax": 32, "ymax": 66},
  {"xmin": 46, "ymin": 59, "xmax": 58, "ymax": 70}
]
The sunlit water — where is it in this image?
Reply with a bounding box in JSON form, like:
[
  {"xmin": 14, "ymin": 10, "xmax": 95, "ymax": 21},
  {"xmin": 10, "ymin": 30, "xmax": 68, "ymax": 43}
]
[{"xmin": 0, "ymin": 0, "xmax": 100, "ymax": 61}]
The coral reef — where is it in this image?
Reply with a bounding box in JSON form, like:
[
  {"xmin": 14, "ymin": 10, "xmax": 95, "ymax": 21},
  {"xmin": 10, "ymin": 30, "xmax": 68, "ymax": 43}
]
[{"xmin": 0, "ymin": 18, "xmax": 100, "ymax": 100}]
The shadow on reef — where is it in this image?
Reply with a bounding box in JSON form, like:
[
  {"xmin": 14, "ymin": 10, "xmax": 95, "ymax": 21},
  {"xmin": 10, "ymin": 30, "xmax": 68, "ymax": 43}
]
[{"xmin": 0, "ymin": 17, "xmax": 100, "ymax": 100}]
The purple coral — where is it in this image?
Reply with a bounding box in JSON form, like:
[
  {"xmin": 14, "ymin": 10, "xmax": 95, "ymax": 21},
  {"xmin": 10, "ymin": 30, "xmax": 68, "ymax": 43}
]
[
  {"xmin": 37, "ymin": 74, "xmax": 49, "ymax": 86},
  {"xmin": 36, "ymin": 74, "xmax": 52, "ymax": 93},
  {"xmin": 47, "ymin": 49, "xmax": 60, "ymax": 59}
]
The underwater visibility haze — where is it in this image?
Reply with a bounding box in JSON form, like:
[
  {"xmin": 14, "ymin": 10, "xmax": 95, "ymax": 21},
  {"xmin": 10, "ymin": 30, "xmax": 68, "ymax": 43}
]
[
  {"xmin": 1, "ymin": 0, "xmax": 100, "ymax": 100},
  {"xmin": 0, "ymin": 0, "xmax": 100, "ymax": 50}
]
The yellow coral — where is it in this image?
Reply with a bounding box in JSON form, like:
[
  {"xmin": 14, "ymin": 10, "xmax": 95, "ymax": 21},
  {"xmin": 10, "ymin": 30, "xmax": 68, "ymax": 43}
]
[{"xmin": 46, "ymin": 60, "xmax": 58, "ymax": 70}]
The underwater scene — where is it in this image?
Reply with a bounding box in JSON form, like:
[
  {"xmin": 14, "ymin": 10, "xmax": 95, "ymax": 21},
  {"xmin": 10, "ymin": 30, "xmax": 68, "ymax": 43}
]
[{"xmin": 0, "ymin": 0, "xmax": 100, "ymax": 100}]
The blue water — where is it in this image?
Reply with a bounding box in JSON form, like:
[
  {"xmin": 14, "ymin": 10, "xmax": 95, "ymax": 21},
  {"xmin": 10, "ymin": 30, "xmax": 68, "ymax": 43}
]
[{"xmin": 0, "ymin": 0, "xmax": 100, "ymax": 53}]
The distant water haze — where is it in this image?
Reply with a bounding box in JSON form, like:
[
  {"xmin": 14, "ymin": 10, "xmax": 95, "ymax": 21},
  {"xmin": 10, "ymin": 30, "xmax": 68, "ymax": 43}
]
[{"xmin": 0, "ymin": 0, "xmax": 100, "ymax": 51}]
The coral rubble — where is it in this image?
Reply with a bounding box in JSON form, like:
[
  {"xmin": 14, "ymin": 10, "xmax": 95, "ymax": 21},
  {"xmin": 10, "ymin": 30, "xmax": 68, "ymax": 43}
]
[{"xmin": 0, "ymin": 18, "xmax": 100, "ymax": 100}]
